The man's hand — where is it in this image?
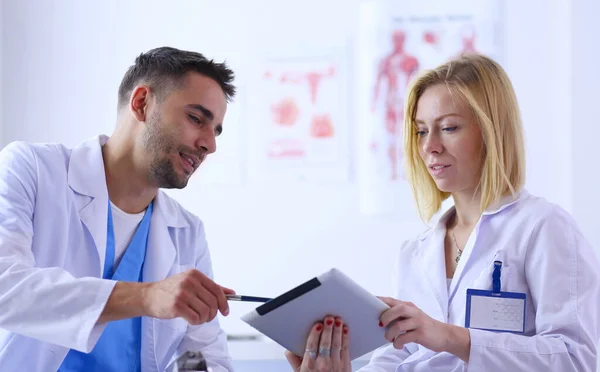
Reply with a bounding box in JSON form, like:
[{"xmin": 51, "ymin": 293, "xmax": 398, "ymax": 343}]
[
  {"xmin": 98, "ymin": 269, "xmax": 235, "ymax": 325},
  {"xmin": 142, "ymin": 269, "xmax": 235, "ymax": 325}
]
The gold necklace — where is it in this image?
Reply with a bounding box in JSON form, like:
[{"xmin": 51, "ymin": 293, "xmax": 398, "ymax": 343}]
[{"xmin": 451, "ymin": 229, "xmax": 463, "ymax": 264}]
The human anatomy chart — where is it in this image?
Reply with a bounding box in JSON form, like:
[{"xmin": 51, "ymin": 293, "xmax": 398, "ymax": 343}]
[
  {"xmin": 253, "ymin": 53, "xmax": 349, "ymax": 183},
  {"xmin": 357, "ymin": 0, "xmax": 501, "ymax": 215}
]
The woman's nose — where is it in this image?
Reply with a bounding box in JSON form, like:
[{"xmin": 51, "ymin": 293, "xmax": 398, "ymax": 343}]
[{"xmin": 422, "ymin": 133, "xmax": 443, "ymax": 154}]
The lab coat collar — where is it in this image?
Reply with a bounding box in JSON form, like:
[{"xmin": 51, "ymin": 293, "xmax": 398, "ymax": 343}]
[
  {"xmin": 424, "ymin": 188, "xmax": 526, "ymax": 234},
  {"xmin": 67, "ymin": 135, "xmax": 188, "ymax": 279},
  {"xmin": 482, "ymin": 188, "xmax": 527, "ymax": 216},
  {"xmin": 67, "ymin": 134, "xmax": 189, "ymax": 228}
]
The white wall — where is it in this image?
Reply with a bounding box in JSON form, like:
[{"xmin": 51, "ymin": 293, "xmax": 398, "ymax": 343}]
[
  {"xmin": 502, "ymin": 0, "xmax": 572, "ymax": 213},
  {"xmin": 2, "ymin": 0, "xmax": 599, "ymax": 366},
  {"xmin": 572, "ymin": 0, "xmax": 600, "ymax": 262}
]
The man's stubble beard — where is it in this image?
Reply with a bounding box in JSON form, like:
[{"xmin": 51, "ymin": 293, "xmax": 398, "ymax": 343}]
[{"xmin": 140, "ymin": 111, "xmax": 189, "ymax": 190}]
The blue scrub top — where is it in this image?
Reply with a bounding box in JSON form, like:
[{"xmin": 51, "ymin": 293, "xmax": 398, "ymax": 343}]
[{"xmin": 58, "ymin": 201, "xmax": 153, "ymax": 372}]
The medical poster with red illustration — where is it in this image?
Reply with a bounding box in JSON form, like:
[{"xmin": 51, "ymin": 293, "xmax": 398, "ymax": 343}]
[
  {"xmin": 255, "ymin": 52, "xmax": 349, "ymax": 183},
  {"xmin": 357, "ymin": 0, "xmax": 502, "ymax": 215}
]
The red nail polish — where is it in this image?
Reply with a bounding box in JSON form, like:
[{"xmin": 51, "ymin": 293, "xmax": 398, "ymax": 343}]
[
  {"xmin": 379, "ymin": 321, "xmax": 383, "ymax": 327},
  {"xmin": 326, "ymin": 319, "xmax": 333, "ymax": 326},
  {"xmin": 343, "ymin": 328, "xmax": 348, "ymax": 334},
  {"xmin": 316, "ymin": 325, "xmax": 323, "ymax": 331},
  {"xmin": 335, "ymin": 320, "xmax": 341, "ymax": 327}
]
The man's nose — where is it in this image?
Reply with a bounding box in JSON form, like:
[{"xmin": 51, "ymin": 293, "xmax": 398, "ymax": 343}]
[{"xmin": 196, "ymin": 128, "xmax": 217, "ymax": 155}]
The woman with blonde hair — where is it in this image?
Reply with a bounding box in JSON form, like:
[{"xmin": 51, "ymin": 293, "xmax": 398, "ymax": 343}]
[{"xmin": 285, "ymin": 53, "xmax": 600, "ymax": 372}]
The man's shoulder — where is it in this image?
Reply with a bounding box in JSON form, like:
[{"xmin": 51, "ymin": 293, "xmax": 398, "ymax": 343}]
[{"xmin": 0, "ymin": 140, "xmax": 72, "ymax": 169}]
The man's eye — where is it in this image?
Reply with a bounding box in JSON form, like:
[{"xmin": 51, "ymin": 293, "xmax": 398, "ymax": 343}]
[{"xmin": 189, "ymin": 115, "xmax": 201, "ymax": 124}]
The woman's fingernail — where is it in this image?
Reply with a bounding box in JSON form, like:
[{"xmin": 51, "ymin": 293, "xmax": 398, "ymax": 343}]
[
  {"xmin": 326, "ymin": 319, "xmax": 333, "ymax": 326},
  {"xmin": 316, "ymin": 325, "xmax": 323, "ymax": 331},
  {"xmin": 379, "ymin": 321, "xmax": 383, "ymax": 327},
  {"xmin": 343, "ymin": 328, "xmax": 348, "ymax": 334},
  {"xmin": 335, "ymin": 320, "xmax": 341, "ymax": 327}
]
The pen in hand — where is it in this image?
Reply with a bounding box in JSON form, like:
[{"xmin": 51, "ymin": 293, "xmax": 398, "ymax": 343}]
[{"xmin": 226, "ymin": 294, "xmax": 272, "ymax": 303}]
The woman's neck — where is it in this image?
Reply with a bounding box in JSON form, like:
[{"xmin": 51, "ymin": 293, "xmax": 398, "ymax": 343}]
[{"xmin": 451, "ymin": 190, "xmax": 482, "ymax": 228}]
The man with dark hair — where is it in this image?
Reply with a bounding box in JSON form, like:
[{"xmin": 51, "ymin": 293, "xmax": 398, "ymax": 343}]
[{"xmin": 0, "ymin": 47, "xmax": 237, "ymax": 371}]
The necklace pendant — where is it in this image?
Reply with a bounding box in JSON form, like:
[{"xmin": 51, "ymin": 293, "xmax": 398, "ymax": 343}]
[{"xmin": 455, "ymin": 250, "xmax": 462, "ymax": 264}]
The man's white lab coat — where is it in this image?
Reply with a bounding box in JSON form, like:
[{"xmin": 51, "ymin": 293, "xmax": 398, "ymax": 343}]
[{"xmin": 0, "ymin": 135, "xmax": 233, "ymax": 371}]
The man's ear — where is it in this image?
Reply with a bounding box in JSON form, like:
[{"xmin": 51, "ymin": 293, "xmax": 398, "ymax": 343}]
[{"xmin": 129, "ymin": 85, "xmax": 151, "ymax": 122}]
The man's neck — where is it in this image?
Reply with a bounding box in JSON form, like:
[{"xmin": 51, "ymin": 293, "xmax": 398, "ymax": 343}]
[{"xmin": 102, "ymin": 135, "xmax": 157, "ymax": 214}]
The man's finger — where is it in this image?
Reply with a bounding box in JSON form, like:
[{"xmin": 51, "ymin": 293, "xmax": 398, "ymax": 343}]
[
  {"xmin": 220, "ymin": 285, "xmax": 236, "ymax": 295},
  {"xmin": 179, "ymin": 289, "xmax": 212, "ymax": 324},
  {"xmin": 178, "ymin": 303, "xmax": 201, "ymax": 325},
  {"xmin": 188, "ymin": 274, "xmax": 229, "ymax": 317},
  {"xmin": 196, "ymin": 275, "xmax": 229, "ymax": 317},
  {"xmin": 184, "ymin": 281, "xmax": 218, "ymax": 315}
]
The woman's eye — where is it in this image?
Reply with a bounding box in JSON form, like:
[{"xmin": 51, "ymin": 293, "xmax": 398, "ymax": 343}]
[
  {"xmin": 416, "ymin": 130, "xmax": 427, "ymax": 136},
  {"xmin": 442, "ymin": 126, "xmax": 457, "ymax": 132}
]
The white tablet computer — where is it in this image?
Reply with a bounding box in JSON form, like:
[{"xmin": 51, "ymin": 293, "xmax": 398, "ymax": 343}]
[{"xmin": 240, "ymin": 268, "xmax": 391, "ymax": 360}]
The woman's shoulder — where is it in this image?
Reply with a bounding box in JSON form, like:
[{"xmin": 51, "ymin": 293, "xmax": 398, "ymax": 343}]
[
  {"xmin": 398, "ymin": 225, "xmax": 437, "ymax": 256},
  {"xmin": 496, "ymin": 190, "xmax": 575, "ymax": 227}
]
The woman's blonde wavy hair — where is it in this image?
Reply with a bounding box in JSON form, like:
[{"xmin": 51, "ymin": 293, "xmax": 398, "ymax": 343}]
[{"xmin": 403, "ymin": 53, "xmax": 525, "ymax": 222}]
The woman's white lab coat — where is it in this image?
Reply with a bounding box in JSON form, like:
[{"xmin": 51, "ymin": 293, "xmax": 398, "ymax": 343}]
[
  {"xmin": 0, "ymin": 136, "xmax": 233, "ymax": 372},
  {"xmin": 360, "ymin": 191, "xmax": 600, "ymax": 372}
]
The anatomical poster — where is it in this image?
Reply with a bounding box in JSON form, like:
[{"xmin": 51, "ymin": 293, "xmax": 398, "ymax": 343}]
[
  {"xmin": 248, "ymin": 51, "xmax": 350, "ymax": 183},
  {"xmin": 356, "ymin": 0, "xmax": 502, "ymax": 215}
]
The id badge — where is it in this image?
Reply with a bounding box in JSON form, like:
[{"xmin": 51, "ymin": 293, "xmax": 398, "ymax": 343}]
[{"xmin": 465, "ymin": 261, "xmax": 526, "ymax": 334}]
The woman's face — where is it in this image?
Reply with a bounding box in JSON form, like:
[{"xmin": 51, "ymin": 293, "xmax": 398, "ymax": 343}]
[{"xmin": 415, "ymin": 84, "xmax": 484, "ymax": 195}]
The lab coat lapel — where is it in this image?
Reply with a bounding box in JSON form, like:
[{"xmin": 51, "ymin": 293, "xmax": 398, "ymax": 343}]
[
  {"xmin": 448, "ymin": 191, "xmax": 524, "ymax": 303},
  {"xmin": 447, "ymin": 223, "xmax": 479, "ymax": 303},
  {"xmin": 141, "ymin": 191, "xmax": 189, "ymax": 371},
  {"xmin": 142, "ymin": 191, "xmax": 180, "ymax": 283},
  {"xmin": 67, "ymin": 136, "xmax": 110, "ymax": 277},
  {"xmin": 418, "ymin": 224, "xmax": 449, "ymax": 322},
  {"xmin": 137, "ymin": 192, "xmax": 178, "ymax": 372}
]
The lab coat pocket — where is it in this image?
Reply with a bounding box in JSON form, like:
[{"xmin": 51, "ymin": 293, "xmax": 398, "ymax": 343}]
[{"xmin": 472, "ymin": 261, "xmax": 519, "ymax": 292}]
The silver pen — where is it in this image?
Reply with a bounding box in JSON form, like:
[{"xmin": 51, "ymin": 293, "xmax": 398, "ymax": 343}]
[{"xmin": 226, "ymin": 294, "xmax": 272, "ymax": 303}]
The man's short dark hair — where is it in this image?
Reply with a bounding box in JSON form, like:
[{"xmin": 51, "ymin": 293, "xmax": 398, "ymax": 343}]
[{"xmin": 117, "ymin": 46, "xmax": 236, "ymax": 108}]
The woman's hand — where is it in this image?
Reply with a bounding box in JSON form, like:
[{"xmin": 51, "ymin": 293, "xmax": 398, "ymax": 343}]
[
  {"xmin": 285, "ymin": 316, "xmax": 351, "ymax": 372},
  {"xmin": 378, "ymin": 297, "xmax": 471, "ymax": 362}
]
